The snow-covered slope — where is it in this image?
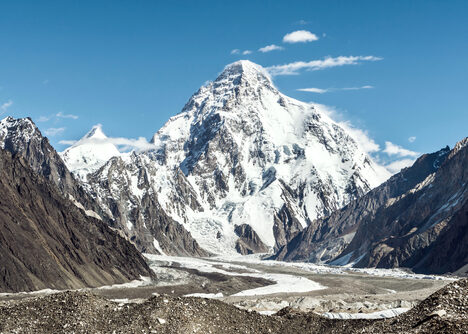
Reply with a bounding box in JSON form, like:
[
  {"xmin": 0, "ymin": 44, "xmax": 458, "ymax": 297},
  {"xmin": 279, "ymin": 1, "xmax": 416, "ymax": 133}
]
[
  {"xmin": 62, "ymin": 60, "xmax": 390, "ymax": 255},
  {"xmin": 60, "ymin": 125, "xmax": 121, "ymax": 181}
]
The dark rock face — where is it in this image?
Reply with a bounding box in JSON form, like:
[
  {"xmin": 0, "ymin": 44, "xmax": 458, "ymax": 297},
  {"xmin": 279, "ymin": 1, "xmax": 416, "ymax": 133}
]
[
  {"xmin": 86, "ymin": 155, "xmax": 210, "ymax": 257},
  {"xmin": 0, "ymin": 117, "xmax": 208, "ymax": 257},
  {"xmin": 234, "ymin": 224, "xmax": 269, "ymax": 255},
  {"xmin": 276, "ymin": 137, "xmax": 468, "ymax": 275},
  {"xmin": 272, "ymin": 198, "xmax": 304, "ymax": 251},
  {"xmin": 0, "ymin": 117, "xmax": 110, "ymax": 224},
  {"xmin": 341, "ymin": 138, "xmax": 468, "ymax": 274},
  {"xmin": 275, "ymin": 146, "xmax": 451, "ymax": 263},
  {"xmin": 0, "ymin": 150, "xmax": 153, "ymax": 293}
]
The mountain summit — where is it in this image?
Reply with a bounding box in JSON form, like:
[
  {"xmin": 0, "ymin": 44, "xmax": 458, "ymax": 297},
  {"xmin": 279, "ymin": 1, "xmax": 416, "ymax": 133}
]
[
  {"xmin": 63, "ymin": 61, "xmax": 390, "ymax": 255},
  {"xmin": 61, "ymin": 124, "xmax": 121, "ymax": 181},
  {"xmin": 83, "ymin": 124, "xmax": 108, "ymax": 140}
]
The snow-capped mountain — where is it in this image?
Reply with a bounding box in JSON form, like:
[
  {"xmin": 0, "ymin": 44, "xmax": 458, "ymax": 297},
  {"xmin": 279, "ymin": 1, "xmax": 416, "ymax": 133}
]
[
  {"xmin": 61, "ymin": 124, "xmax": 121, "ymax": 181},
  {"xmin": 62, "ymin": 60, "xmax": 390, "ymax": 255}
]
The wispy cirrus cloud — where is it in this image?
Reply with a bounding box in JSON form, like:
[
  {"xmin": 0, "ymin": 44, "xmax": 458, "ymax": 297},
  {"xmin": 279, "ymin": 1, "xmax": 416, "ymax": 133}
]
[
  {"xmin": 383, "ymin": 141, "xmax": 419, "ymax": 157},
  {"xmin": 408, "ymin": 136, "xmax": 416, "ymax": 143},
  {"xmin": 0, "ymin": 100, "xmax": 13, "ymax": 114},
  {"xmin": 37, "ymin": 111, "xmax": 79, "ymax": 122},
  {"xmin": 231, "ymin": 49, "xmax": 252, "ymax": 55},
  {"xmin": 258, "ymin": 44, "xmax": 284, "ymax": 53},
  {"xmin": 58, "ymin": 139, "xmax": 77, "ymax": 145},
  {"xmin": 56, "ymin": 111, "xmax": 79, "ymax": 120},
  {"xmin": 267, "ymin": 56, "xmax": 382, "ymax": 76},
  {"xmin": 44, "ymin": 127, "xmax": 66, "ymax": 137},
  {"xmin": 37, "ymin": 115, "xmax": 51, "ymax": 122},
  {"xmin": 298, "ymin": 87, "xmax": 328, "ymax": 94},
  {"xmin": 283, "ymin": 30, "xmax": 318, "ymax": 43},
  {"xmin": 298, "ymin": 85, "xmax": 374, "ymax": 93}
]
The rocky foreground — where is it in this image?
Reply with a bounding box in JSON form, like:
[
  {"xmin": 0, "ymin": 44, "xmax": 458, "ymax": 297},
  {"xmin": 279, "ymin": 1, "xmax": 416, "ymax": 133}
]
[{"xmin": 0, "ymin": 279, "xmax": 466, "ymax": 333}]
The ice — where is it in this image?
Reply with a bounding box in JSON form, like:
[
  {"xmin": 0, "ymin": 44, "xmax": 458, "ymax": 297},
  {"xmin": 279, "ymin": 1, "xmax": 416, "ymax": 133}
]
[
  {"xmin": 232, "ymin": 274, "xmax": 323, "ymax": 297},
  {"xmin": 321, "ymin": 307, "xmax": 410, "ymax": 319},
  {"xmin": 153, "ymin": 238, "xmax": 166, "ymax": 255},
  {"xmin": 184, "ymin": 292, "xmax": 224, "ymax": 298},
  {"xmin": 97, "ymin": 276, "xmax": 152, "ymax": 290},
  {"xmin": 145, "ymin": 254, "xmax": 325, "ymax": 296}
]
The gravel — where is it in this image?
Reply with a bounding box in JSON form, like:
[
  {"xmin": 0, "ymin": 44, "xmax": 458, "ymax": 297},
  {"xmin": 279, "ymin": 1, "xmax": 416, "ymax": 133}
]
[{"xmin": 0, "ymin": 279, "xmax": 466, "ymax": 333}]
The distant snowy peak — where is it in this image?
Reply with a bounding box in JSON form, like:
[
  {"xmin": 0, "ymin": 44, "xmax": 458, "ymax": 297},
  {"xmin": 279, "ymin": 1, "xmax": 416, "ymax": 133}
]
[
  {"xmin": 61, "ymin": 124, "xmax": 121, "ymax": 181},
  {"xmin": 83, "ymin": 124, "xmax": 108, "ymax": 140}
]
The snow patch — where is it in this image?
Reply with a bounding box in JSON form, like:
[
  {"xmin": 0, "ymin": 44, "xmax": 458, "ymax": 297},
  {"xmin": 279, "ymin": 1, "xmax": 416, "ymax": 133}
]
[{"xmin": 321, "ymin": 307, "xmax": 409, "ymax": 319}]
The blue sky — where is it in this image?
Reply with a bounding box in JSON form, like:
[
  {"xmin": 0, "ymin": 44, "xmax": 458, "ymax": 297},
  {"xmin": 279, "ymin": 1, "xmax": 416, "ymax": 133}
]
[{"xmin": 0, "ymin": 0, "xmax": 467, "ymax": 171}]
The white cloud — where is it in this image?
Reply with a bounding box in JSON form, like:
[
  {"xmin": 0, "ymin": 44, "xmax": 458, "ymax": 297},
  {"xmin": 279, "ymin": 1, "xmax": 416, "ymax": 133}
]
[
  {"xmin": 37, "ymin": 115, "xmax": 51, "ymax": 122},
  {"xmin": 60, "ymin": 136, "xmax": 158, "ymax": 152},
  {"xmin": 342, "ymin": 85, "xmax": 374, "ymax": 91},
  {"xmin": 0, "ymin": 100, "xmax": 13, "ymax": 113},
  {"xmin": 258, "ymin": 44, "xmax": 284, "ymax": 53},
  {"xmin": 304, "ymin": 104, "xmax": 416, "ymax": 177},
  {"xmin": 58, "ymin": 139, "xmax": 77, "ymax": 145},
  {"xmin": 383, "ymin": 141, "xmax": 419, "ymax": 157},
  {"xmin": 385, "ymin": 159, "xmax": 415, "ymax": 174},
  {"xmin": 56, "ymin": 111, "xmax": 78, "ymax": 120},
  {"xmin": 283, "ymin": 30, "xmax": 319, "ymax": 43},
  {"xmin": 231, "ymin": 49, "xmax": 252, "ymax": 55},
  {"xmin": 340, "ymin": 121, "xmax": 381, "ymax": 154},
  {"xmin": 267, "ymin": 56, "xmax": 382, "ymax": 76},
  {"xmin": 298, "ymin": 85, "xmax": 374, "ymax": 93},
  {"xmin": 297, "ymin": 87, "xmax": 328, "ymax": 94},
  {"xmin": 44, "ymin": 127, "xmax": 66, "ymax": 137},
  {"xmin": 408, "ymin": 136, "xmax": 416, "ymax": 143},
  {"xmin": 315, "ymin": 103, "xmax": 380, "ymax": 154}
]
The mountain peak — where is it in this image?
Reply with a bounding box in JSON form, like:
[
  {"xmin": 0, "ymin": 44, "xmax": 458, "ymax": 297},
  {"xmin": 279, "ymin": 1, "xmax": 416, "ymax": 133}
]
[
  {"xmin": 83, "ymin": 124, "xmax": 107, "ymax": 140},
  {"xmin": 216, "ymin": 60, "xmax": 273, "ymax": 86},
  {"xmin": 1, "ymin": 116, "xmax": 36, "ymax": 129},
  {"xmin": 61, "ymin": 124, "xmax": 120, "ymax": 180}
]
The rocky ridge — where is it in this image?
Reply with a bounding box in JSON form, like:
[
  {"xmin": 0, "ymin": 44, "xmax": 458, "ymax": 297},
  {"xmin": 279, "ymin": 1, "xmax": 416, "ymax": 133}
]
[
  {"xmin": 0, "ymin": 116, "xmax": 207, "ymax": 257},
  {"xmin": 338, "ymin": 137, "xmax": 468, "ymax": 274},
  {"xmin": 276, "ymin": 138, "xmax": 468, "ymax": 275},
  {"xmin": 0, "ymin": 149, "xmax": 153, "ymax": 292},
  {"xmin": 274, "ymin": 146, "xmax": 451, "ymax": 263}
]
